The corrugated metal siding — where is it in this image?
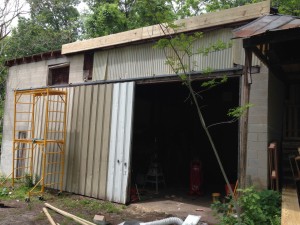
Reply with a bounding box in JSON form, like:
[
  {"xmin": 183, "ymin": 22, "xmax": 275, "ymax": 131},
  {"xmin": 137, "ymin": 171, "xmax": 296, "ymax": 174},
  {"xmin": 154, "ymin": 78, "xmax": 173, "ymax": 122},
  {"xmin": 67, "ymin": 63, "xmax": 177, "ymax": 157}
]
[
  {"xmin": 93, "ymin": 51, "xmax": 108, "ymax": 81},
  {"xmin": 92, "ymin": 29, "xmax": 245, "ymax": 81},
  {"xmin": 107, "ymin": 82, "xmax": 135, "ymax": 204},
  {"xmin": 92, "ymin": 28, "xmax": 262, "ymax": 81},
  {"xmin": 28, "ymin": 84, "xmax": 112, "ymax": 198},
  {"xmin": 64, "ymin": 84, "xmax": 113, "ymax": 199}
]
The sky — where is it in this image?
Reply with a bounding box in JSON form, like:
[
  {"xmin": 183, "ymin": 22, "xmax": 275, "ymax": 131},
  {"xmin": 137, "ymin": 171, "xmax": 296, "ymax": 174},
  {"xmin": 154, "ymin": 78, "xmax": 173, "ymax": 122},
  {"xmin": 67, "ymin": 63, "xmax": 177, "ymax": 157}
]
[{"xmin": 9, "ymin": 0, "xmax": 88, "ymax": 28}]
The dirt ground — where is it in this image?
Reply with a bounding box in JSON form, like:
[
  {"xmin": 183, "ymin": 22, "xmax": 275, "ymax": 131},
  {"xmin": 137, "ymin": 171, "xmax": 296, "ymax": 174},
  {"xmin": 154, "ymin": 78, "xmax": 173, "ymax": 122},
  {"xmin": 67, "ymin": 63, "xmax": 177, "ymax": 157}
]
[
  {"xmin": 0, "ymin": 195, "xmax": 169, "ymax": 225},
  {"xmin": 0, "ymin": 187, "xmax": 217, "ymax": 225}
]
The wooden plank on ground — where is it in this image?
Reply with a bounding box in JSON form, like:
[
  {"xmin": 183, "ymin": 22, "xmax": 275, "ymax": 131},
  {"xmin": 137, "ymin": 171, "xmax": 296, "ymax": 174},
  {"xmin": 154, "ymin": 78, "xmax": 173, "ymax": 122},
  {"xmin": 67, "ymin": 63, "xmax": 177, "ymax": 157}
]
[
  {"xmin": 281, "ymin": 187, "xmax": 300, "ymax": 225},
  {"xmin": 62, "ymin": 1, "xmax": 270, "ymax": 55}
]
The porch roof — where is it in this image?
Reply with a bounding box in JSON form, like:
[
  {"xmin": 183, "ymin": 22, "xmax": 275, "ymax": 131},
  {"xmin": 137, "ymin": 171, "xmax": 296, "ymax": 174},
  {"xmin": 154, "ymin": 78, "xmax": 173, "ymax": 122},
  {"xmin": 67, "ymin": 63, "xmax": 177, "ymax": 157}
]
[{"xmin": 233, "ymin": 14, "xmax": 300, "ymax": 82}]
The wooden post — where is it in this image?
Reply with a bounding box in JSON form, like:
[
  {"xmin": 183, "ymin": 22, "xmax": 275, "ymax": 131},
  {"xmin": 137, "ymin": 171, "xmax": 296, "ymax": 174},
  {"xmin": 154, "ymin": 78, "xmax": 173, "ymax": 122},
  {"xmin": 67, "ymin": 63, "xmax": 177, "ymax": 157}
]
[
  {"xmin": 239, "ymin": 49, "xmax": 252, "ymax": 189},
  {"xmin": 43, "ymin": 207, "xmax": 56, "ymax": 225}
]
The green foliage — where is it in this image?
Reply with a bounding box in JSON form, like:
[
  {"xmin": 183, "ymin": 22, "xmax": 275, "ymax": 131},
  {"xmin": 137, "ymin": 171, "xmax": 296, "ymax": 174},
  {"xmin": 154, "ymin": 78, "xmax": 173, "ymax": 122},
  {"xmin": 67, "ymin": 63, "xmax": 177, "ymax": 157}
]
[
  {"xmin": 0, "ymin": 184, "xmax": 33, "ymax": 200},
  {"xmin": 84, "ymin": 0, "xmax": 209, "ymax": 38},
  {"xmin": 1, "ymin": 187, "xmax": 8, "ymax": 196},
  {"xmin": 201, "ymin": 75, "xmax": 227, "ymax": 88},
  {"xmin": 4, "ymin": 0, "xmax": 81, "ymax": 59},
  {"xmin": 205, "ymin": 0, "xmax": 300, "ymax": 16},
  {"xmin": 172, "ymin": 0, "xmax": 206, "ymax": 18},
  {"xmin": 211, "ymin": 187, "xmax": 281, "ymax": 225},
  {"xmin": 156, "ymin": 31, "xmax": 232, "ymax": 78},
  {"xmin": 28, "ymin": 0, "xmax": 80, "ymax": 31},
  {"xmin": 227, "ymin": 103, "xmax": 253, "ymax": 118},
  {"xmin": 206, "ymin": 0, "xmax": 261, "ymax": 12},
  {"xmin": 24, "ymin": 174, "xmax": 34, "ymax": 188},
  {"xmin": 272, "ymin": 0, "xmax": 300, "ymax": 16},
  {"xmin": 85, "ymin": 3, "xmax": 127, "ymax": 37},
  {"xmin": 198, "ymin": 40, "xmax": 232, "ymax": 56},
  {"xmin": 127, "ymin": 0, "xmax": 175, "ymax": 29}
]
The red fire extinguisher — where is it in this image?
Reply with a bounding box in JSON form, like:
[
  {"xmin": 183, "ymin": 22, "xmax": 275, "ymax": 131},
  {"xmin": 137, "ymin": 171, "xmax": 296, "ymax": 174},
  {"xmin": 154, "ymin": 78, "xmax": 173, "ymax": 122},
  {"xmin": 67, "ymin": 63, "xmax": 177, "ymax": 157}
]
[{"xmin": 189, "ymin": 159, "xmax": 203, "ymax": 195}]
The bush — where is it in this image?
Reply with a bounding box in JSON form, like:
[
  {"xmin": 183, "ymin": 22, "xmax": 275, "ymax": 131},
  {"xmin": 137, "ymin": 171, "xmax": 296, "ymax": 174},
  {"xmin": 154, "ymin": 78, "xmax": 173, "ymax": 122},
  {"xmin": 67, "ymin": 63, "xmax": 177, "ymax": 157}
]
[{"xmin": 211, "ymin": 187, "xmax": 281, "ymax": 225}]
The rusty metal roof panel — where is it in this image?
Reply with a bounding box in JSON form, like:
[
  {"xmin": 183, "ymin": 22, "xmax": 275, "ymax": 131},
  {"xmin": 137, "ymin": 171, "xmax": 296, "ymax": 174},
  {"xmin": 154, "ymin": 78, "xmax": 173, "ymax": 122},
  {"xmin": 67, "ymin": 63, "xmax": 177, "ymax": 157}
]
[
  {"xmin": 279, "ymin": 18, "xmax": 300, "ymax": 29},
  {"xmin": 233, "ymin": 15, "xmax": 300, "ymax": 38}
]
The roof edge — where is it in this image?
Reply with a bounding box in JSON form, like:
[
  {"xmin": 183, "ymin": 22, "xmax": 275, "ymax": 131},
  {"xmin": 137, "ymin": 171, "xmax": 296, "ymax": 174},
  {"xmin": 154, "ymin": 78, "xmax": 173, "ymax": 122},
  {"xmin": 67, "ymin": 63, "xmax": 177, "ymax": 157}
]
[
  {"xmin": 62, "ymin": 1, "xmax": 271, "ymax": 55},
  {"xmin": 5, "ymin": 50, "xmax": 63, "ymax": 67}
]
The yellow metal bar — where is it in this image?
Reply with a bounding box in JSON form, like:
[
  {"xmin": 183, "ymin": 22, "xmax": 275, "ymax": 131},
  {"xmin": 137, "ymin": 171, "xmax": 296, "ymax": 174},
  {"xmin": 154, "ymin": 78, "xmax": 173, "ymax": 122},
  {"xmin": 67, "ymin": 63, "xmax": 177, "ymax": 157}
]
[
  {"xmin": 16, "ymin": 102, "xmax": 33, "ymax": 104},
  {"xmin": 12, "ymin": 91, "xmax": 17, "ymax": 187},
  {"xmin": 16, "ymin": 111, "xmax": 33, "ymax": 114},
  {"xmin": 46, "ymin": 172, "xmax": 61, "ymax": 175},
  {"xmin": 41, "ymin": 89, "xmax": 50, "ymax": 193},
  {"xmin": 48, "ymin": 110, "xmax": 65, "ymax": 113},
  {"xmin": 14, "ymin": 148, "xmax": 32, "ymax": 151},
  {"xmin": 15, "ymin": 165, "xmax": 30, "ymax": 170},
  {"xmin": 28, "ymin": 177, "xmax": 44, "ymax": 198},
  {"xmin": 41, "ymin": 150, "xmax": 46, "ymax": 193},
  {"xmin": 46, "ymin": 151, "xmax": 63, "ymax": 155},
  {"xmin": 15, "ymin": 93, "xmax": 22, "ymax": 103},
  {"xmin": 14, "ymin": 157, "xmax": 31, "ymax": 160},
  {"xmin": 10, "ymin": 88, "xmax": 68, "ymax": 200},
  {"xmin": 48, "ymin": 100, "xmax": 64, "ymax": 103},
  {"xmin": 45, "ymin": 182, "xmax": 60, "ymax": 186},
  {"xmin": 61, "ymin": 93, "xmax": 67, "ymax": 192},
  {"xmin": 47, "ymin": 162, "xmax": 60, "ymax": 165},
  {"xmin": 0, "ymin": 172, "xmax": 13, "ymax": 186},
  {"xmin": 31, "ymin": 94, "xmax": 35, "ymax": 177}
]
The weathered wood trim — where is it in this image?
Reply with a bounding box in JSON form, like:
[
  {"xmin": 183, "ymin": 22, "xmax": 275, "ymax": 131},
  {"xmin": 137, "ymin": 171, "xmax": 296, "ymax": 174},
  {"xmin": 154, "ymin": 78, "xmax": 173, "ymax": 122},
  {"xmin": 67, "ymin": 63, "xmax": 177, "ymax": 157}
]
[
  {"xmin": 239, "ymin": 49, "xmax": 252, "ymax": 188},
  {"xmin": 281, "ymin": 187, "xmax": 300, "ymax": 225},
  {"xmin": 62, "ymin": 1, "xmax": 270, "ymax": 55}
]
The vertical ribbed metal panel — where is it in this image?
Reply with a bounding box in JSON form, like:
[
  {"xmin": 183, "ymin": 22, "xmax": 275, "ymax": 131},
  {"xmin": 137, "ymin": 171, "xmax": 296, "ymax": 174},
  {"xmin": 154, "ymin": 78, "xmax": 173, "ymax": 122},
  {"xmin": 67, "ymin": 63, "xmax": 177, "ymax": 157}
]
[
  {"xmin": 63, "ymin": 87, "xmax": 74, "ymax": 190},
  {"xmin": 33, "ymin": 93, "xmax": 46, "ymax": 180},
  {"xmin": 192, "ymin": 28, "xmax": 233, "ymax": 70},
  {"xmin": 64, "ymin": 84, "xmax": 113, "ymax": 199},
  {"xmin": 107, "ymin": 82, "xmax": 135, "ymax": 204},
  {"xmin": 93, "ymin": 51, "xmax": 108, "ymax": 81},
  {"xmin": 91, "ymin": 28, "xmax": 235, "ymax": 81}
]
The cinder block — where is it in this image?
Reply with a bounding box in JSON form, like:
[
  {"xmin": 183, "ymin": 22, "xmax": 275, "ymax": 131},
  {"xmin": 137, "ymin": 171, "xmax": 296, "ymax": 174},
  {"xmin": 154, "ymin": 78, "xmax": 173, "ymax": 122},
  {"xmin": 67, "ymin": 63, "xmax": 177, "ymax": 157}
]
[{"xmin": 94, "ymin": 215, "xmax": 106, "ymax": 225}]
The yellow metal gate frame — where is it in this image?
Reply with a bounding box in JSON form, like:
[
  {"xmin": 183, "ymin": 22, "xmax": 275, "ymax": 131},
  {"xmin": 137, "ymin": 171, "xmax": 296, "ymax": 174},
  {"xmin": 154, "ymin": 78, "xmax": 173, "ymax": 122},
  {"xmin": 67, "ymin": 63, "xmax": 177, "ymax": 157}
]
[{"xmin": 10, "ymin": 88, "xmax": 67, "ymax": 200}]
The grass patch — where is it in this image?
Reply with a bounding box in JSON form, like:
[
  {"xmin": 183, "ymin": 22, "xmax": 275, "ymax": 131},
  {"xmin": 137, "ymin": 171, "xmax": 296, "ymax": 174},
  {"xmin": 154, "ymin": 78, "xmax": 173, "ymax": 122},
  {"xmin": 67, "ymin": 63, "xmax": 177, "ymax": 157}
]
[
  {"xmin": 56, "ymin": 195, "xmax": 124, "ymax": 214},
  {"xmin": 0, "ymin": 185, "xmax": 33, "ymax": 200},
  {"xmin": 0, "ymin": 178, "xmax": 42, "ymax": 201}
]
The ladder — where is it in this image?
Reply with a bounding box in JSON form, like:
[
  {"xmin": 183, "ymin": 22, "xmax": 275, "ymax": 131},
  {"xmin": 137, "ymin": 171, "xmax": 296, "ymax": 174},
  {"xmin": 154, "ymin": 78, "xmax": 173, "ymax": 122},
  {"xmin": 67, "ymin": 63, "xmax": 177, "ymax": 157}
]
[{"xmin": 9, "ymin": 88, "xmax": 67, "ymax": 201}]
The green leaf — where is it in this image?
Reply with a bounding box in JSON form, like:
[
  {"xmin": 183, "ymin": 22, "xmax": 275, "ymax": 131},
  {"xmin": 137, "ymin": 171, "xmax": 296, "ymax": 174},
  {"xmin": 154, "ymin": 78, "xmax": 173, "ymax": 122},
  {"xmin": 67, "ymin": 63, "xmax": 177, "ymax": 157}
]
[{"xmin": 227, "ymin": 103, "xmax": 253, "ymax": 118}]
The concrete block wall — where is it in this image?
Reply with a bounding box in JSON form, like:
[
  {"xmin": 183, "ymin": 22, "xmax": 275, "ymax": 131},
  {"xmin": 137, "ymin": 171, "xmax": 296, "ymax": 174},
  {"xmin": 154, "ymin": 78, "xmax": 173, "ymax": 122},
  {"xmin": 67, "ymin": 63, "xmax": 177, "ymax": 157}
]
[
  {"xmin": 0, "ymin": 55, "xmax": 84, "ymax": 175},
  {"xmin": 69, "ymin": 54, "xmax": 84, "ymax": 83},
  {"xmin": 246, "ymin": 64, "xmax": 269, "ymax": 188}
]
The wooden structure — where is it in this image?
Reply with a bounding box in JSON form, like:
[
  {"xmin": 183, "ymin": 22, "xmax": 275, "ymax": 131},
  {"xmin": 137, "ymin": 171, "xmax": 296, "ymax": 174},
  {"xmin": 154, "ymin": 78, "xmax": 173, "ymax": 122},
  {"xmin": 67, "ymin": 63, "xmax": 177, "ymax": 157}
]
[
  {"xmin": 62, "ymin": 1, "xmax": 270, "ymax": 55},
  {"xmin": 12, "ymin": 88, "xmax": 67, "ymax": 199},
  {"xmin": 281, "ymin": 187, "xmax": 300, "ymax": 225},
  {"xmin": 268, "ymin": 142, "xmax": 279, "ymax": 191}
]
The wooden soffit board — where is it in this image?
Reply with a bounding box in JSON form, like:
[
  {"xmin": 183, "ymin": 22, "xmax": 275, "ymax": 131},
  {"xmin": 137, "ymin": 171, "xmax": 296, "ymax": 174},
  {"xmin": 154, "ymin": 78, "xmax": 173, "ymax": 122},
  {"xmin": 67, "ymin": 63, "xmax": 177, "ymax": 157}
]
[{"xmin": 62, "ymin": 1, "xmax": 270, "ymax": 55}]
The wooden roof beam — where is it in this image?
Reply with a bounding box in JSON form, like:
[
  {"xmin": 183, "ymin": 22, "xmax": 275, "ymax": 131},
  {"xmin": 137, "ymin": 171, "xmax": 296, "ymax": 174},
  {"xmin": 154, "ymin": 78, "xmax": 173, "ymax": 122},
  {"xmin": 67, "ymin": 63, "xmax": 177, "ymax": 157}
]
[{"xmin": 62, "ymin": 1, "xmax": 270, "ymax": 55}]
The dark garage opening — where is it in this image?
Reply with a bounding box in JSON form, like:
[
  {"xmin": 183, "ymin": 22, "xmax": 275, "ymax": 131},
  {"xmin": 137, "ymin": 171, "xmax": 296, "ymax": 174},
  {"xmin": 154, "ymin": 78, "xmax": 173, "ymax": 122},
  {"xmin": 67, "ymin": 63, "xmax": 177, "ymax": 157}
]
[{"xmin": 130, "ymin": 77, "xmax": 240, "ymax": 200}]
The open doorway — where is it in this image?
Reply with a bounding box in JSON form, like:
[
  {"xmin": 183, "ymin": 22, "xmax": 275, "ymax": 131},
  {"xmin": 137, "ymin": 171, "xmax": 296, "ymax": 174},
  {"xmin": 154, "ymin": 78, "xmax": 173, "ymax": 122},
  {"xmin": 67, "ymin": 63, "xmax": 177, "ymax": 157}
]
[{"xmin": 130, "ymin": 77, "xmax": 240, "ymax": 201}]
